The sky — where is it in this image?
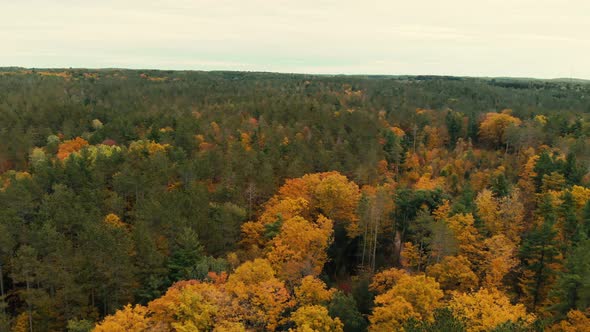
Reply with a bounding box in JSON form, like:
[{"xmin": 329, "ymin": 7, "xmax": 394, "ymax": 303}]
[{"xmin": 2, "ymin": 0, "xmax": 590, "ymax": 79}]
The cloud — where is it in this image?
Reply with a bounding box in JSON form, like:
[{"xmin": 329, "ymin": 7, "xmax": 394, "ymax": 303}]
[{"xmin": 1, "ymin": 0, "xmax": 589, "ymax": 78}]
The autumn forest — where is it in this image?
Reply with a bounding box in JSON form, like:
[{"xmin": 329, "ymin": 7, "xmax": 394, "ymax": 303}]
[{"xmin": 1, "ymin": 68, "xmax": 590, "ymax": 331}]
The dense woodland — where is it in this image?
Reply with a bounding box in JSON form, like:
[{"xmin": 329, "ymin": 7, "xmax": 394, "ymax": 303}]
[{"xmin": 1, "ymin": 68, "xmax": 590, "ymax": 331}]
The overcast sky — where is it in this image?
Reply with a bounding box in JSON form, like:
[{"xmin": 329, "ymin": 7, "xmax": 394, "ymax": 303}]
[{"xmin": 2, "ymin": 0, "xmax": 589, "ymax": 78}]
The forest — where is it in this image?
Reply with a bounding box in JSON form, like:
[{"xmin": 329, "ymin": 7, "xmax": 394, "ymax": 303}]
[{"xmin": 0, "ymin": 68, "xmax": 590, "ymax": 331}]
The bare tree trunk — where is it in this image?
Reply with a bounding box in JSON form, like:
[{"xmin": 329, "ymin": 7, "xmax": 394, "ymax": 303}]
[
  {"xmin": 361, "ymin": 220, "xmax": 368, "ymax": 267},
  {"xmin": 393, "ymin": 230, "xmax": 402, "ymax": 267},
  {"xmin": 371, "ymin": 216, "xmax": 380, "ymax": 273}
]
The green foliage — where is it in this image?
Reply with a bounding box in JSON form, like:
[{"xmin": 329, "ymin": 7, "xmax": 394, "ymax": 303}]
[
  {"xmin": 66, "ymin": 319, "xmax": 94, "ymax": 332},
  {"xmin": 551, "ymin": 238, "xmax": 590, "ymax": 316},
  {"xmin": 1, "ymin": 70, "xmax": 590, "ymax": 329},
  {"xmin": 404, "ymin": 308, "xmax": 465, "ymax": 332},
  {"xmin": 328, "ymin": 291, "xmax": 368, "ymax": 332}
]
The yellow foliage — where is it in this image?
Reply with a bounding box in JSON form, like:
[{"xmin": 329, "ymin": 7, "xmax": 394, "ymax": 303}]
[
  {"xmin": 266, "ymin": 215, "xmax": 333, "ymax": 283},
  {"xmin": 93, "ymin": 304, "xmax": 151, "ymax": 332},
  {"xmin": 391, "ymin": 126, "xmax": 406, "ymax": 137},
  {"xmin": 400, "ymin": 242, "xmax": 427, "ymax": 271},
  {"xmin": 148, "ymin": 280, "xmax": 227, "ymax": 331},
  {"xmin": 383, "ymin": 274, "xmax": 442, "ymax": 321},
  {"xmin": 240, "ymin": 132, "xmax": 252, "ymax": 151},
  {"xmin": 103, "ymin": 213, "xmax": 126, "ymax": 229},
  {"xmin": 482, "ymin": 235, "xmax": 518, "ymax": 289},
  {"xmin": 369, "ymin": 295, "xmax": 419, "ymax": 332},
  {"xmin": 476, "ymin": 189, "xmax": 501, "ymax": 235},
  {"xmin": 12, "ymin": 312, "xmax": 29, "ymax": 332},
  {"xmin": 547, "ymin": 310, "xmax": 590, "ymax": 332},
  {"xmin": 290, "ymin": 305, "xmax": 344, "ymax": 332},
  {"xmin": 446, "ymin": 213, "xmax": 482, "ymax": 263},
  {"xmin": 571, "ymin": 185, "xmax": 590, "ymax": 208},
  {"xmin": 213, "ymin": 321, "xmax": 247, "ymax": 332},
  {"xmin": 225, "ymin": 259, "xmax": 292, "ymax": 331},
  {"xmin": 128, "ymin": 140, "xmax": 169, "ymax": 155},
  {"xmin": 534, "ymin": 115, "xmax": 548, "ymax": 125},
  {"xmin": 479, "ymin": 112, "xmax": 522, "ymax": 146},
  {"xmin": 369, "ymin": 274, "xmax": 443, "ymax": 330},
  {"xmin": 414, "ymin": 173, "xmax": 444, "ymax": 190},
  {"xmin": 369, "ymin": 268, "xmax": 409, "ymax": 294},
  {"xmin": 449, "ymin": 288, "xmax": 534, "ymax": 332},
  {"xmin": 311, "ymin": 173, "xmax": 361, "ymax": 236},
  {"xmin": 259, "ymin": 197, "xmax": 310, "ymax": 226},
  {"xmin": 294, "ymin": 276, "xmax": 335, "ymax": 306},
  {"xmin": 426, "ymin": 255, "xmax": 479, "ymax": 293}
]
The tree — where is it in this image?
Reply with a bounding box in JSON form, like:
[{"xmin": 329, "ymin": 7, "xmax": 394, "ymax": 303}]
[
  {"xmin": 426, "ymin": 255, "xmax": 478, "ymax": 293},
  {"xmin": 519, "ymin": 195, "xmax": 562, "ymax": 311},
  {"xmin": 449, "ymin": 288, "xmax": 534, "ymax": 332},
  {"xmin": 290, "ymin": 305, "xmax": 344, "ymax": 332},
  {"xmin": 93, "ymin": 304, "xmax": 151, "ymax": 332},
  {"xmin": 148, "ymin": 280, "xmax": 226, "ymax": 332},
  {"xmin": 446, "ymin": 110, "xmax": 464, "ymax": 149},
  {"xmin": 57, "ymin": 137, "xmax": 89, "ymax": 160},
  {"xmin": 369, "ymin": 268, "xmax": 408, "ymax": 294},
  {"xmin": 11, "ymin": 245, "xmax": 40, "ymax": 332},
  {"xmin": 482, "ymin": 235, "xmax": 518, "ymax": 290},
  {"xmin": 328, "ymin": 291, "xmax": 367, "ymax": 332},
  {"xmin": 294, "ymin": 276, "xmax": 335, "ymax": 306},
  {"xmin": 225, "ymin": 259, "xmax": 292, "ymax": 331},
  {"xmin": 167, "ymin": 227, "xmax": 205, "ymax": 281},
  {"xmin": 266, "ymin": 215, "xmax": 333, "ymax": 284},
  {"xmin": 547, "ymin": 310, "xmax": 590, "ymax": 332},
  {"xmin": 478, "ymin": 111, "xmax": 522, "ymax": 148},
  {"xmin": 369, "ymin": 274, "xmax": 443, "ymax": 329},
  {"xmin": 551, "ymin": 238, "xmax": 590, "ymax": 316}
]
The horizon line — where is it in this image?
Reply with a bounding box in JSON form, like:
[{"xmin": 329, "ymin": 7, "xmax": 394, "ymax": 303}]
[{"xmin": 1, "ymin": 66, "xmax": 589, "ymax": 83}]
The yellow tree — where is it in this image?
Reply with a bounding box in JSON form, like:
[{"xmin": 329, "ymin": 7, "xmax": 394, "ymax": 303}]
[
  {"xmin": 93, "ymin": 304, "xmax": 152, "ymax": 332},
  {"xmin": 289, "ymin": 305, "xmax": 344, "ymax": 332},
  {"xmin": 266, "ymin": 215, "xmax": 333, "ymax": 284},
  {"xmin": 547, "ymin": 310, "xmax": 590, "ymax": 332},
  {"xmin": 240, "ymin": 197, "xmax": 310, "ymax": 256},
  {"xmin": 294, "ymin": 276, "xmax": 335, "ymax": 306},
  {"xmin": 369, "ymin": 274, "xmax": 443, "ymax": 330},
  {"xmin": 426, "ymin": 255, "xmax": 479, "ymax": 293},
  {"xmin": 148, "ymin": 280, "xmax": 227, "ymax": 331},
  {"xmin": 276, "ymin": 172, "xmax": 361, "ymax": 237},
  {"xmin": 369, "ymin": 268, "xmax": 408, "ymax": 295},
  {"xmin": 369, "ymin": 295, "xmax": 419, "ymax": 332},
  {"xmin": 481, "ymin": 235, "xmax": 518, "ymax": 289},
  {"xmin": 475, "ymin": 189, "xmax": 501, "ymax": 235},
  {"xmin": 479, "ymin": 110, "xmax": 522, "ymax": 147},
  {"xmin": 224, "ymin": 259, "xmax": 292, "ymax": 331},
  {"xmin": 445, "ymin": 213, "xmax": 483, "ymax": 267},
  {"xmin": 476, "ymin": 189, "xmax": 525, "ymax": 243},
  {"xmin": 449, "ymin": 288, "xmax": 534, "ymax": 332}
]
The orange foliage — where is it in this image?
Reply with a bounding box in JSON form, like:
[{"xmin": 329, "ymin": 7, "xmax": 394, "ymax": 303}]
[{"xmin": 57, "ymin": 137, "xmax": 88, "ymax": 160}]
